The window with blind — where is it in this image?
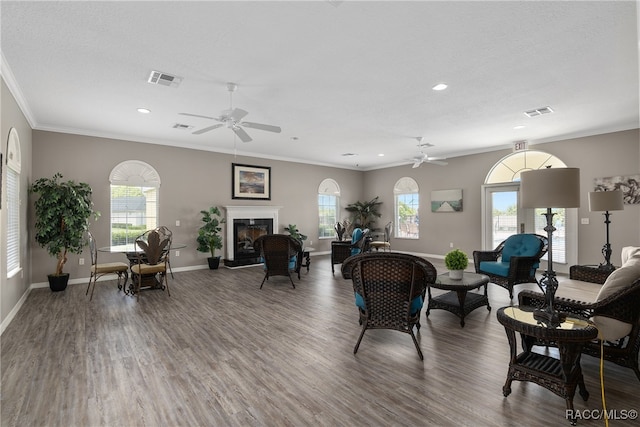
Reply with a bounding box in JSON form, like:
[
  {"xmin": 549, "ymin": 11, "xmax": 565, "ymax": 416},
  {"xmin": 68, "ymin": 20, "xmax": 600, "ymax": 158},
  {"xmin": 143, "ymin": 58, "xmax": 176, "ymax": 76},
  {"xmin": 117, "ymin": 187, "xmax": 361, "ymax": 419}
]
[
  {"xmin": 109, "ymin": 161, "xmax": 161, "ymax": 247},
  {"xmin": 6, "ymin": 168, "xmax": 20, "ymax": 276},
  {"xmin": 6, "ymin": 128, "xmax": 22, "ymax": 277}
]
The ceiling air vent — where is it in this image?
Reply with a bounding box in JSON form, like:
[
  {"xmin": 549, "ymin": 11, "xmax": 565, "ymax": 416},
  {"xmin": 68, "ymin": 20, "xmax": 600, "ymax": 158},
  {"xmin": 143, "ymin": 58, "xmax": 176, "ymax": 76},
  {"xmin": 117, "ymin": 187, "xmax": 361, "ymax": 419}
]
[
  {"xmin": 524, "ymin": 106, "xmax": 554, "ymax": 118},
  {"xmin": 148, "ymin": 70, "xmax": 182, "ymax": 87},
  {"xmin": 172, "ymin": 123, "xmax": 193, "ymax": 130},
  {"xmin": 341, "ymin": 153, "xmax": 358, "ymax": 157}
]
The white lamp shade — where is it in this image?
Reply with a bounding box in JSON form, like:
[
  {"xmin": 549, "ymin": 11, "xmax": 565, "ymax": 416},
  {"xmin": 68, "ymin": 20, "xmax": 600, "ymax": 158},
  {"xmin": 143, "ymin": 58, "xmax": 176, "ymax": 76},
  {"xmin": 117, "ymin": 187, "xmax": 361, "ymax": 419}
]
[
  {"xmin": 520, "ymin": 168, "xmax": 580, "ymax": 208},
  {"xmin": 588, "ymin": 190, "xmax": 624, "ymax": 212}
]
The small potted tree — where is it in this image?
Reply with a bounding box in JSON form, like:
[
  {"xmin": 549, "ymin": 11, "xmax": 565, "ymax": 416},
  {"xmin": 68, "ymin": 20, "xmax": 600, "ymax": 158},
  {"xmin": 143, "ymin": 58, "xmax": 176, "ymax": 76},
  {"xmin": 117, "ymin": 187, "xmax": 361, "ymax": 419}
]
[
  {"xmin": 444, "ymin": 248, "xmax": 469, "ymax": 280},
  {"xmin": 284, "ymin": 224, "xmax": 307, "ymax": 249},
  {"xmin": 196, "ymin": 206, "xmax": 226, "ymax": 269},
  {"xmin": 30, "ymin": 173, "xmax": 98, "ymax": 291}
]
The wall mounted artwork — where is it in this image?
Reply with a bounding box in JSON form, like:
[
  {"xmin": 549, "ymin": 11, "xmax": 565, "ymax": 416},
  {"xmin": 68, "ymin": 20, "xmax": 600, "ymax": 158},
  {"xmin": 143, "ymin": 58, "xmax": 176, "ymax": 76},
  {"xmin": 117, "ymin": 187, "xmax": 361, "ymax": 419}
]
[
  {"xmin": 431, "ymin": 189, "xmax": 463, "ymax": 212},
  {"xmin": 594, "ymin": 174, "xmax": 640, "ymax": 204},
  {"xmin": 232, "ymin": 163, "xmax": 271, "ymax": 200}
]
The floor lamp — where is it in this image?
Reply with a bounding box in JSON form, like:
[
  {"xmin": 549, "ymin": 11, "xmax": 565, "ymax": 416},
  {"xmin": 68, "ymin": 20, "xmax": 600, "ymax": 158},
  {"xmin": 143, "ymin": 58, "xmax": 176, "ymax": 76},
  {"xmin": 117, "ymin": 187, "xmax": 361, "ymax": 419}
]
[
  {"xmin": 520, "ymin": 167, "xmax": 580, "ymax": 327},
  {"xmin": 588, "ymin": 190, "xmax": 624, "ymax": 272}
]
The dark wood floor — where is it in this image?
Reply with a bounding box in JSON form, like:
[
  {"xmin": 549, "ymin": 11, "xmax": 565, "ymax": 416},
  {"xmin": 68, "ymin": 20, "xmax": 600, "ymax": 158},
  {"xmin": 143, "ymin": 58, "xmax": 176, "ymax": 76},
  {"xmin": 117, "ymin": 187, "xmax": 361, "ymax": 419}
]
[{"xmin": 1, "ymin": 255, "xmax": 638, "ymax": 426}]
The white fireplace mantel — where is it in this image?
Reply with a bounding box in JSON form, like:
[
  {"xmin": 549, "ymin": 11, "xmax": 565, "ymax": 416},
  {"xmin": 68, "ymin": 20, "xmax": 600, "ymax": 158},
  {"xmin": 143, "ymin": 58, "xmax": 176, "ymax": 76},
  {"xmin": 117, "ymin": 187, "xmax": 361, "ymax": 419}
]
[{"xmin": 223, "ymin": 206, "xmax": 282, "ymax": 260}]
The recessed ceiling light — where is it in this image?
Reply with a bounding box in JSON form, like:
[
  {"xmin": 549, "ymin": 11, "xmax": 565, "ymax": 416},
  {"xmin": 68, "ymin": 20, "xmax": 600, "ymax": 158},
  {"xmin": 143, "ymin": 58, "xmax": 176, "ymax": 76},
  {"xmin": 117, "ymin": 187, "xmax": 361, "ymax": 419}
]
[
  {"xmin": 378, "ymin": 153, "xmax": 385, "ymax": 157},
  {"xmin": 513, "ymin": 125, "xmax": 526, "ymax": 130},
  {"xmin": 137, "ymin": 108, "xmax": 151, "ymax": 114},
  {"xmin": 432, "ymin": 83, "xmax": 448, "ymax": 91}
]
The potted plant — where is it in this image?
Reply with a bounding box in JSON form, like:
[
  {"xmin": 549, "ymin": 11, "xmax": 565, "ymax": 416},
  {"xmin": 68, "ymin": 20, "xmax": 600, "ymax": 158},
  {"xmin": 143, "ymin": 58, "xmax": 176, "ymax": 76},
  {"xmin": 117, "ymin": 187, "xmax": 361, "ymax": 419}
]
[
  {"xmin": 284, "ymin": 224, "xmax": 307, "ymax": 248},
  {"xmin": 196, "ymin": 206, "xmax": 226, "ymax": 269},
  {"xmin": 345, "ymin": 196, "xmax": 382, "ymax": 230},
  {"xmin": 445, "ymin": 248, "xmax": 469, "ymax": 280},
  {"xmin": 30, "ymin": 173, "xmax": 98, "ymax": 292}
]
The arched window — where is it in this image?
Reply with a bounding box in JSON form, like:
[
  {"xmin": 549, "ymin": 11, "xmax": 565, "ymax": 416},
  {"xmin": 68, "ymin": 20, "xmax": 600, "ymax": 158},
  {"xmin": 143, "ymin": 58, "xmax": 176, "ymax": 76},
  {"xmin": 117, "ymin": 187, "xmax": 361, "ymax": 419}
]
[
  {"xmin": 394, "ymin": 177, "xmax": 419, "ymax": 239},
  {"xmin": 6, "ymin": 128, "xmax": 22, "ymax": 277},
  {"xmin": 483, "ymin": 150, "xmax": 573, "ymax": 265},
  {"xmin": 109, "ymin": 160, "xmax": 161, "ymax": 246},
  {"xmin": 318, "ymin": 178, "xmax": 340, "ymax": 239}
]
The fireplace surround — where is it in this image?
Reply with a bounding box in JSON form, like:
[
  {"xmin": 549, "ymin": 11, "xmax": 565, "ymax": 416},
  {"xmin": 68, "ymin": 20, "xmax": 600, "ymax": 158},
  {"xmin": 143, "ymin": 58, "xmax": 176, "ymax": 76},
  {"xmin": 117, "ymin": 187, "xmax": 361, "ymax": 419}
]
[{"xmin": 224, "ymin": 206, "xmax": 281, "ymax": 267}]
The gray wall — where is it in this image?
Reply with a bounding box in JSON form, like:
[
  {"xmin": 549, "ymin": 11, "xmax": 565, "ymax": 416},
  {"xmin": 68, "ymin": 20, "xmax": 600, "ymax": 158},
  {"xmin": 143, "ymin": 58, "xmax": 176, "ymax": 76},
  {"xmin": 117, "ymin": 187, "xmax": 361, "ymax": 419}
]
[
  {"xmin": 1, "ymin": 79, "xmax": 33, "ymax": 327},
  {"xmin": 29, "ymin": 131, "xmax": 364, "ymax": 283},
  {"xmin": 364, "ymin": 130, "xmax": 640, "ymax": 265}
]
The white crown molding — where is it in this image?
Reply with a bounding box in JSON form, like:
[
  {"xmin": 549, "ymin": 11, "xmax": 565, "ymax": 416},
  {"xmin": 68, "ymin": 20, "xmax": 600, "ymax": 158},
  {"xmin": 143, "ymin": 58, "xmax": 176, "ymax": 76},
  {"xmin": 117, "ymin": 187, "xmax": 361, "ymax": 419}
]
[{"xmin": 1, "ymin": 51, "xmax": 37, "ymax": 128}]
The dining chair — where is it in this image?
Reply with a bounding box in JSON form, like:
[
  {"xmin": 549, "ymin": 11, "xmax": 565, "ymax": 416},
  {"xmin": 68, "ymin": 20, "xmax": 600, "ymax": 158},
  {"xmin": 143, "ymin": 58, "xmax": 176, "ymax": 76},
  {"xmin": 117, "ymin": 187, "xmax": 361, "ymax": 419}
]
[
  {"xmin": 86, "ymin": 231, "xmax": 130, "ymax": 300},
  {"xmin": 130, "ymin": 228, "xmax": 172, "ymax": 300}
]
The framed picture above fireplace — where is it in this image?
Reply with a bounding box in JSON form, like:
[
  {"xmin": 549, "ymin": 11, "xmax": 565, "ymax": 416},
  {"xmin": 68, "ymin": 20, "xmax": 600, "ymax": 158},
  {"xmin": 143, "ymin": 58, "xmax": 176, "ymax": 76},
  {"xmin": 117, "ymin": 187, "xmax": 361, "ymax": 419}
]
[{"xmin": 232, "ymin": 163, "xmax": 271, "ymax": 200}]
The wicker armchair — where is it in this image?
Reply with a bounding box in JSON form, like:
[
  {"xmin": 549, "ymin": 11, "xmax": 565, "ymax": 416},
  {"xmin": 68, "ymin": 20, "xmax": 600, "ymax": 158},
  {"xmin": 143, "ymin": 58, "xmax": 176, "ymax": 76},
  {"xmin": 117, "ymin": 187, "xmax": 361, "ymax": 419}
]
[
  {"xmin": 473, "ymin": 233, "xmax": 548, "ymax": 299},
  {"xmin": 518, "ymin": 278, "xmax": 640, "ymax": 381},
  {"xmin": 254, "ymin": 234, "xmax": 302, "ymax": 289},
  {"xmin": 331, "ymin": 228, "xmax": 370, "ymax": 274},
  {"xmin": 341, "ymin": 252, "xmax": 438, "ymax": 360}
]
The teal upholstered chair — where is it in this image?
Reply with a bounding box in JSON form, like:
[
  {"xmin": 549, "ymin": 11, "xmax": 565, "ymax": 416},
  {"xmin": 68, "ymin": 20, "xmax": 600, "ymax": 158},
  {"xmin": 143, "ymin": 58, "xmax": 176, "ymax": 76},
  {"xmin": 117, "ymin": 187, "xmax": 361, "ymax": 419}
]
[
  {"xmin": 341, "ymin": 252, "xmax": 438, "ymax": 360},
  {"xmin": 350, "ymin": 228, "xmax": 370, "ymax": 256},
  {"xmin": 473, "ymin": 233, "xmax": 548, "ymax": 299}
]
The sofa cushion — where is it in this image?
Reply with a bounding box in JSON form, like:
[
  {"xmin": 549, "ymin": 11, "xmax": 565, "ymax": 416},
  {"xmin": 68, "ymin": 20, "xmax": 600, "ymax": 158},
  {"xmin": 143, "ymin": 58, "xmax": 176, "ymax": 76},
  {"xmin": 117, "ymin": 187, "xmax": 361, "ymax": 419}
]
[
  {"xmin": 501, "ymin": 234, "xmax": 542, "ymax": 263},
  {"xmin": 591, "ymin": 259, "xmax": 640, "ymax": 340},
  {"xmin": 621, "ymin": 246, "xmax": 640, "ymax": 265},
  {"xmin": 479, "ymin": 261, "xmax": 510, "ymax": 278},
  {"xmin": 351, "ymin": 228, "xmax": 363, "ymax": 256}
]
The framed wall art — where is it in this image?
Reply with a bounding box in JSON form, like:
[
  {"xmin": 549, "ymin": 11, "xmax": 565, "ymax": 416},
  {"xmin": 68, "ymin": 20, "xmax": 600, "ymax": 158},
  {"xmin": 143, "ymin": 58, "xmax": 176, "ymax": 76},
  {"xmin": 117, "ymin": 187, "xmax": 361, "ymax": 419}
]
[
  {"xmin": 431, "ymin": 189, "xmax": 463, "ymax": 212},
  {"xmin": 594, "ymin": 174, "xmax": 640, "ymax": 204},
  {"xmin": 232, "ymin": 163, "xmax": 271, "ymax": 200}
]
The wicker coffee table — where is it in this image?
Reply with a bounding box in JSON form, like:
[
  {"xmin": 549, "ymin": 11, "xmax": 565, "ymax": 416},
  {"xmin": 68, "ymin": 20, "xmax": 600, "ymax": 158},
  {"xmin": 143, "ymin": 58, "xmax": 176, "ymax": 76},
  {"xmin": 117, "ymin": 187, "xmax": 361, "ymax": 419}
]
[{"xmin": 426, "ymin": 272, "xmax": 490, "ymax": 327}]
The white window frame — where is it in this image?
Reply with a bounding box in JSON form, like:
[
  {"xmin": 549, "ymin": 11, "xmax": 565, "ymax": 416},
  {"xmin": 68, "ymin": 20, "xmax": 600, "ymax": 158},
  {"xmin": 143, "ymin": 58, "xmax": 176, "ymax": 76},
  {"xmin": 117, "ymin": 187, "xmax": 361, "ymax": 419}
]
[
  {"xmin": 6, "ymin": 128, "xmax": 22, "ymax": 278},
  {"xmin": 394, "ymin": 177, "xmax": 419, "ymax": 239},
  {"xmin": 318, "ymin": 178, "xmax": 340, "ymax": 239},
  {"xmin": 109, "ymin": 160, "xmax": 161, "ymax": 246}
]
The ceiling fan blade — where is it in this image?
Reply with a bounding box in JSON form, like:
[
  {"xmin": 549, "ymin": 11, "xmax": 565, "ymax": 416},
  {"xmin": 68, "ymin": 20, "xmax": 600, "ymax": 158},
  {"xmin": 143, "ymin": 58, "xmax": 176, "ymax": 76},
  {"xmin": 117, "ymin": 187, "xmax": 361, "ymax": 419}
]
[
  {"xmin": 179, "ymin": 112, "xmax": 218, "ymax": 121},
  {"xmin": 412, "ymin": 162, "xmax": 421, "ymax": 168},
  {"xmin": 233, "ymin": 126, "xmax": 253, "ymax": 142},
  {"xmin": 241, "ymin": 122, "xmax": 282, "ymax": 133},
  {"xmin": 427, "ymin": 159, "xmax": 448, "ymax": 166},
  {"xmin": 229, "ymin": 108, "xmax": 249, "ymax": 122},
  {"xmin": 193, "ymin": 124, "xmax": 224, "ymax": 135}
]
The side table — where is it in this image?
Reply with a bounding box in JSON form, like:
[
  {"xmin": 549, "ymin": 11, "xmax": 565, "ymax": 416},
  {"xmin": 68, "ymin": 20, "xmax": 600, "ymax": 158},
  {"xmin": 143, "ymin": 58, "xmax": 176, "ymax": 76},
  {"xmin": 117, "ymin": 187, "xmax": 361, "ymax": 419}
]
[
  {"xmin": 296, "ymin": 247, "xmax": 315, "ymax": 279},
  {"xmin": 569, "ymin": 264, "xmax": 614, "ymax": 284},
  {"xmin": 426, "ymin": 272, "xmax": 490, "ymax": 327},
  {"xmin": 496, "ymin": 306, "xmax": 598, "ymax": 425}
]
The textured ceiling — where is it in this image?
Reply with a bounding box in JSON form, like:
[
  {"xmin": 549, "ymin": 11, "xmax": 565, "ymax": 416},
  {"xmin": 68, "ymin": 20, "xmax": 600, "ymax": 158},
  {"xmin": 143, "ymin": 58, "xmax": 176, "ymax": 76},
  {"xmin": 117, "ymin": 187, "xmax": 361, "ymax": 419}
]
[{"xmin": 1, "ymin": 1, "xmax": 638, "ymax": 170}]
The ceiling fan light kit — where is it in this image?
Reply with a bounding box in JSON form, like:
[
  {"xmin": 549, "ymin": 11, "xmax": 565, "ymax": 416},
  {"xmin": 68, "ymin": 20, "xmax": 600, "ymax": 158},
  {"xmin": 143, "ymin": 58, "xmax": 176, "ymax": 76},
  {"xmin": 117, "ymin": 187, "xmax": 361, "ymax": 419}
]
[
  {"xmin": 181, "ymin": 82, "xmax": 281, "ymax": 142},
  {"xmin": 410, "ymin": 137, "xmax": 448, "ymax": 168}
]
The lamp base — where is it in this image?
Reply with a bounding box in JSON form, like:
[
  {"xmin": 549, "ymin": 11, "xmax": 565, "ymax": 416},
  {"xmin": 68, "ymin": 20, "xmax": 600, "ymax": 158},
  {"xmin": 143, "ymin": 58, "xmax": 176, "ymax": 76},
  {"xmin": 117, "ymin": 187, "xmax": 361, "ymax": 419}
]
[
  {"xmin": 597, "ymin": 263, "xmax": 616, "ymax": 272},
  {"xmin": 533, "ymin": 308, "xmax": 565, "ymax": 328}
]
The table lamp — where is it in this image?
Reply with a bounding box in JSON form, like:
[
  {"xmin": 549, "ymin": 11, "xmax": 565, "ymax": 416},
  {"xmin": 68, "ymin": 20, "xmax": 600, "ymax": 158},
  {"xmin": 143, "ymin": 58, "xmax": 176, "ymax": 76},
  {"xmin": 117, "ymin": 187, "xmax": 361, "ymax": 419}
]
[
  {"xmin": 588, "ymin": 190, "xmax": 624, "ymax": 272},
  {"xmin": 520, "ymin": 167, "xmax": 580, "ymax": 327}
]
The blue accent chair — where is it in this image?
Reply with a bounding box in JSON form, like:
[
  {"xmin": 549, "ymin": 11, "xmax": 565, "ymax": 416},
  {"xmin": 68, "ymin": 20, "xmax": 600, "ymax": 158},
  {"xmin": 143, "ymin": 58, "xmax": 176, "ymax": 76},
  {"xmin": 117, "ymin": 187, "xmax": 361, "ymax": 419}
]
[
  {"xmin": 341, "ymin": 252, "xmax": 438, "ymax": 360},
  {"xmin": 473, "ymin": 233, "xmax": 548, "ymax": 299}
]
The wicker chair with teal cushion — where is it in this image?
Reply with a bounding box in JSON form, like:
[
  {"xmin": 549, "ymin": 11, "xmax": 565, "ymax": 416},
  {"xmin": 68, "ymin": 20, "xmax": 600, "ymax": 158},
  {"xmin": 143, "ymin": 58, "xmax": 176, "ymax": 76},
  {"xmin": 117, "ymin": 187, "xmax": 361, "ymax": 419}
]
[
  {"xmin": 254, "ymin": 234, "xmax": 302, "ymax": 289},
  {"xmin": 341, "ymin": 252, "xmax": 438, "ymax": 360},
  {"xmin": 473, "ymin": 233, "xmax": 548, "ymax": 299}
]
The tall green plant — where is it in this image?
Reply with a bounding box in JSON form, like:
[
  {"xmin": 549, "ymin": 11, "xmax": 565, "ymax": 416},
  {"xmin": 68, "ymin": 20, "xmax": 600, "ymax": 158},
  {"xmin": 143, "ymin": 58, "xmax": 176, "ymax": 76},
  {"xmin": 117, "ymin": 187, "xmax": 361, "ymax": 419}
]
[
  {"xmin": 345, "ymin": 196, "xmax": 382, "ymax": 229},
  {"xmin": 196, "ymin": 206, "xmax": 226, "ymax": 258},
  {"xmin": 30, "ymin": 173, "xmax": 98, "ymax": 276}
]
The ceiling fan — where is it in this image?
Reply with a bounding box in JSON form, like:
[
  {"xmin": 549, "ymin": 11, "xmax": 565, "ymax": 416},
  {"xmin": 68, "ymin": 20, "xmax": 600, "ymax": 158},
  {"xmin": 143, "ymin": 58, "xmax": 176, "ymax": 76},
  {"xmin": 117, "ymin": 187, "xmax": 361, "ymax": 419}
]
[
  {"xmin": 410, "ymin": 137, "xmax": 448, "ymax": 168},
  {"xmin": 180, "ymin": 82, "xmax": 281, "ymax": 143}
]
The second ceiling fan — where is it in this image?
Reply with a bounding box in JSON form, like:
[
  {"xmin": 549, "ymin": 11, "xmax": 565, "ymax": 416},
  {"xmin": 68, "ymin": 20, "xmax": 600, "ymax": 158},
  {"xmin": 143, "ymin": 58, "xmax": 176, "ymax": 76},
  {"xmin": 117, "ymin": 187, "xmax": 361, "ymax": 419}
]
[
  {"xmin": 180, "ymin": 82, "xmax": 281, "ymax": 143},
  {"xmin": 411, "ymin": 137, "xmax": 448, "ymax": 168}
]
